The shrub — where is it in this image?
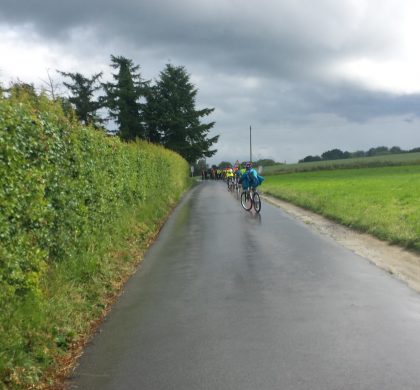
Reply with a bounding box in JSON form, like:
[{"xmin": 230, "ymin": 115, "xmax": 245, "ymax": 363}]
[{"xmin": 0, "ymin": 88, "xmax": 189, "ymax": 388}]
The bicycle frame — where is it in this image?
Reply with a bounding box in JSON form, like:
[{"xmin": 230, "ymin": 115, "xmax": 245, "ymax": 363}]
[{"xmin": 240, "ymin": 187, "xmax": 261, "ymax": 213}]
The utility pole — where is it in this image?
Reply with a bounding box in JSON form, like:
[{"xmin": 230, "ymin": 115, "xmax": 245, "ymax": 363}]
[{"xmin": 250, "ymin": 125, "xmax": 252, "ymax": 163}]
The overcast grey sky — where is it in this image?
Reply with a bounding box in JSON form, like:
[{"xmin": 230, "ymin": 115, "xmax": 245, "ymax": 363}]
[{"xmin": 1, "ymin": 0, "xmax": 420, "ymax": 164}]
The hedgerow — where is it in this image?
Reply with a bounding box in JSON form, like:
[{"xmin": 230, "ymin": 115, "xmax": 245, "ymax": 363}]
[{"xmin": 0, "ymin": 87, "xmax": 189, "ymax": 388}]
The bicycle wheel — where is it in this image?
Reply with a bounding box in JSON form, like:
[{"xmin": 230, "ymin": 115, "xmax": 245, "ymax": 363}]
[
  {"xmin": 229, "ymin": 180, "xmax": 234, "ymax": 192},
  {"xmin": 253, "ymin": 192, "xmax": 261, "ymax": 213},
  {"xmin": 241, "ymin": 191, "xmax": 252, "ymax": 211}
]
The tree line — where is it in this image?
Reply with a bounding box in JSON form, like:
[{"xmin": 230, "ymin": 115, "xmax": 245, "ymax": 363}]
[
  {"xmin": 216, "ymin": 158, "xmax": 278, "ymax": 169},
  {"xmin": 299, "ymin": 146, "xmax": 420, "ymax": 163},
  {"xmin": 2, "ymin": 55, "xmax": 219, "ymax": 164},
  {"xmin": 192, "ymin": 158, "xmax": 278, "ymax": 174}
]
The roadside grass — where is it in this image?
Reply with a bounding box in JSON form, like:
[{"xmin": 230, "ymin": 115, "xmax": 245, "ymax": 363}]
[
  {"xmin": 262, "ymin": 165, "xmax": 420, "ymax": 251},
  {"xmin": 263, "ymin": 152, "xmax": 420, "ymax": 175},
  {"xmin": 1, "ymin": 188, "xmax": 192, "ymax": 390}
]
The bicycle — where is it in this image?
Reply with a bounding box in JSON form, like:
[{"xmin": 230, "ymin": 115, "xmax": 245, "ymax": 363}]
[
  {"xmin": 230, "ymin": 176, "xmax": 240, "ymax": 197},
  {"xmin": 227, "ymin": 176, "xmax": 235, "ymax": 192},
  {"xmin": 240, "ymin": 187, "xmax": 261, "ymax": 213},
  {"xmin": 234, "ymin": 179, "xmax": 241, "ymax": 199}
]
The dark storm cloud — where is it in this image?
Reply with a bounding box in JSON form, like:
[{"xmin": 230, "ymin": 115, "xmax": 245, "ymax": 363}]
[
  {"xmin": 279, "ymin": 83, "xmax": 420, "ymax": 122},
  {"xmin": 215, "ymin": 78, "xmax": 420, "ymax": 126},
  {"xmin": 0, "ymin": 0, "xmax": 403, "ymax": 98},
  {"xmin": 1, "ymin": 0, "xmax": 419, "ymax": 162},
  {"xmin": 0, "ymin": 0, "xmax": 396, "ymax": 80}
]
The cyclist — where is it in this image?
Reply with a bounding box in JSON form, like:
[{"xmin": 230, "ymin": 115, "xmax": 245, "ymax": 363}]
[
  {"xmin": 236, "ymin": 164, "xmax": 246, "ymax": 184},
  {"xmin": 225, "ymin": 167, "xmax": 233, "ymax": 188},
  {"xmin": 239, "ymin": 162, "xmax": 264, "ymax": 191}
]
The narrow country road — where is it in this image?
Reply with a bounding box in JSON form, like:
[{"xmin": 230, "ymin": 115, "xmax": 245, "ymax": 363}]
[{"xmin": 69, "ymin": 181, "xmax": 420, "ymax": 390}]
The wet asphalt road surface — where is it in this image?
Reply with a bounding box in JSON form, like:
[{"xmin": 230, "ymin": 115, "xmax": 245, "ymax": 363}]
[{"xmin": 69, "ymin": 181, "xmax": 420, "ymax": 390}]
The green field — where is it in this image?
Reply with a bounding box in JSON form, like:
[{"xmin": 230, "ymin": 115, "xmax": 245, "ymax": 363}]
[
  {"xmin": 262, "ymin": 165, "xmax": 420, "ymax": 251},
  {"xmin": 262, "ymin": 152, "xmax": 420, "ymax": 175}
]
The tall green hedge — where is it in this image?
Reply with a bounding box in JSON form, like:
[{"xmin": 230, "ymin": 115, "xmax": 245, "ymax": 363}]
[
  {"xmin": 0, "ymin": 89, "xmax": 189, "ymax": 388},
  {"xmin": 0, "ymin": 91, "xmax": 188, "ymax": 301}
]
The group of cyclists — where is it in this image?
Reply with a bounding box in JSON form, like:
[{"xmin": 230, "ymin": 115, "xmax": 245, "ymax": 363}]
[{"xmin": 201, "ymin": 162, "xmax": 264, "ymax": 212}]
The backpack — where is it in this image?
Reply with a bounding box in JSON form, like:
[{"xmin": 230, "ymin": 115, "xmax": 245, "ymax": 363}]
[{"xmin": 257, "ymin": 175, "xmax": 264, "ymax": 185}]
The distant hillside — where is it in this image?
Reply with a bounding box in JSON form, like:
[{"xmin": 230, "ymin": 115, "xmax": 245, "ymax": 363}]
[
  {"xmin": 299, "ymin": 146, "xmax": 420, "ymax": 163},
  {"xmin": 262, "ymin": 152, "xmax": 420, "ymax": 175}
]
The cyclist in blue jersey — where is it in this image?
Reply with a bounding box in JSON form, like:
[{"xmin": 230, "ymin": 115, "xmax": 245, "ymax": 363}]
[{"xmin": 239, "ymin": 162, "xmax": 264, "ymax": 190}]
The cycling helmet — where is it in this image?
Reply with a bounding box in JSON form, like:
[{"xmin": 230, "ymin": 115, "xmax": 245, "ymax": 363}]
[{"xmin": 245, "ymin": 162, "xmax": 252, "ymax": 170}]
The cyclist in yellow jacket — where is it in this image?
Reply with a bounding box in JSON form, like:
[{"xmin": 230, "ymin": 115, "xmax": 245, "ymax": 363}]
[{"xmin": 225, "ymin": 168, "xmax": 234, "ymax": 190}]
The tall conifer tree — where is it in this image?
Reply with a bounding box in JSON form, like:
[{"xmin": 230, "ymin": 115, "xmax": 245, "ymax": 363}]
[
  {"xmin": 145, "ymin": 64, "xmax": 218, "ymax": 163},
  {"xmin": 102, "ymin": 55, "xmax": 146, "ymax": 141},
  {"xmin": 59, "ymin": 71, "xmax": 103, "ymax": 127}
]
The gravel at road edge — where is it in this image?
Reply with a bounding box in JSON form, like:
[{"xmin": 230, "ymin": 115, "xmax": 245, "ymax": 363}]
[{"xmin": 262, "ymin": 194, "xmax": 420, "ymax": 294}]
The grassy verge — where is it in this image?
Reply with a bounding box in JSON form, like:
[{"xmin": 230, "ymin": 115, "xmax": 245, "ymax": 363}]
[
  {"xmin": 262, "ymin": 165, "xmax": 420, "ymax": 251},
  {"xmin": 1, "ymin": 183, "xmax": 193, "ymax": 390}
]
